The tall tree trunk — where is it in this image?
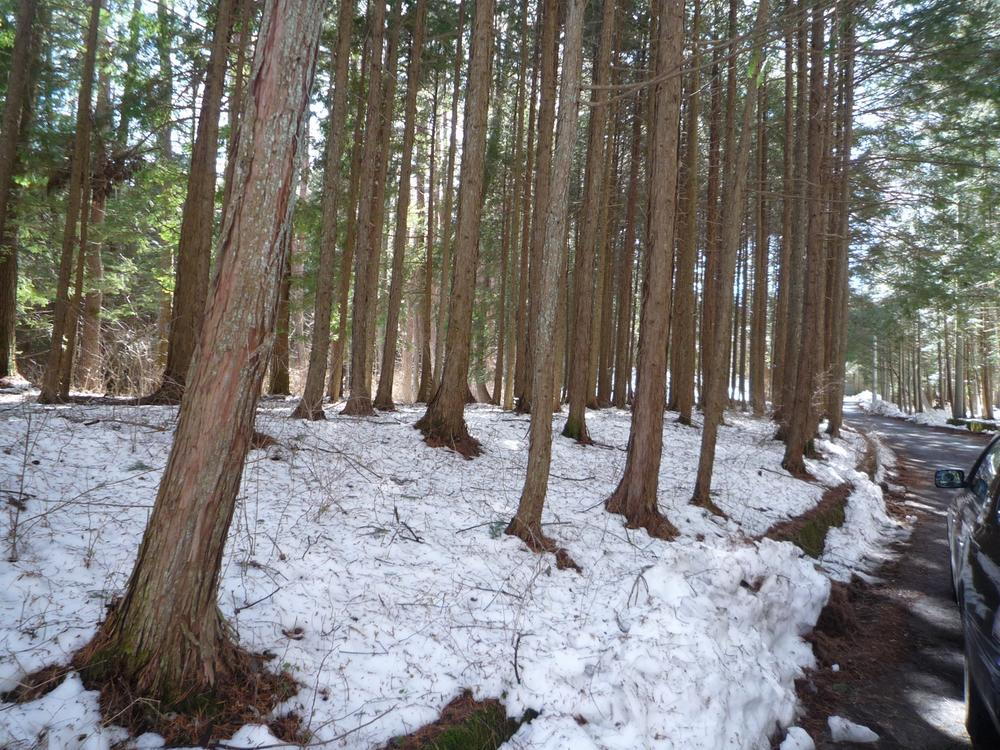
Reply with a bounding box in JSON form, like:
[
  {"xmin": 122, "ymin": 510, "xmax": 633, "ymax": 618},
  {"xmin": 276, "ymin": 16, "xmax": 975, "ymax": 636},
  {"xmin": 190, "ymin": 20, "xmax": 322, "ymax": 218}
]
[
  {"xmin": 493, "ymin": 169, "xmax": 511, "ymax": 405},
  {"xmin": 414, "ymin": 0, "xmax": 495, "ymax": 455},
  {"xmin": 79, "ymin": 0, "xmax": 322, "ymax": 705},
  {"xmin": 343, "ymin": 0, "xmax": 393, "ymax": 415},
  {"xmin": 824, "ymin": 0, "xmax": 855, "ymax": 437},
  {"xmin": 292, "ymin": 0, "xmax": 354, "ymax": 419},
  {"xmin": 39, "ymin": 0, "xmax": 101, "ymax": 404},
  {"xmin": 154, "ymin": 2, "xmax": 175, "ymax": 371},
  {"xmin": 507, "ymin": 0, "xmax": 585, "ymax": 563},
  {"xmin": 982, "ymin": 312, "xmax": 994, "ymax": 420},
  {"xmin": 783, "ymin": 2, "xmax": 827, "ymax": 473},
  {"xmin": 432, "ymin": 0, "xmax": 466, "ymax": 389},
  {"xmin": 502, "ymin": 0, "xmax": 530, "ymax": 410},
  {"xmin": 517, "ymin": 0, "xmax": 557, "ymax": 413},
  {"xmin": 0, "ymin": 0, "xmax": 38, "ymax": 381},
  {"xmin": 668, "ymin": 0, "xmax": 700, "ymax": 423},
  {"xmin": 365, "ymin": 5, "xmax": 402, "ymax": 396},
  {"xmin": 513, "ymin": 36, "xmax": 539, "ymax": 408},
  {"xmin": 750, "ymin": 79, "xmax": 769, "ymax": 416},
  {"xmin": 699, "ymin": 38, "xmax": 723, "ymax": 408},
  {"xmin": 269, "ymin": 248, "xmax": 292, "ymax": 394},
  {"xmin": 147, "ymin": 0, "xmax": 238, "ymax": 403},
  {"xmin": 776, "ymin": 0, "xmax": 809, "ymax": 430},
  {"xmin": 563, "ymin": 0, "xmax": 615, "ymax": 441},
  {"xmin": 944, "ymin": 316, "xmax": 953, "ymax": 405},
  {"xmin": 613, "ymin": 94, "xmax": 642, "ymax": 409},
  {"xmin": 328, "ymin": 53, "xmax": 369, "ymax": 401},
  {"xmin": 59, "ymin": 170, "xmax": 92, "ymax": 398},
  {"xmin": 78, "ymin": 59, "xmax": 112, "ymax": 392},
  {"xmin": 375, "ymin": 0, "xmax": 428, "ymax": 410},
  {"xmin": 692, "ymin": 0, "xmax": 770, "ymax": 504},
  {"xmin": 770, "ymin": 19, "xmax": 795, "ymax": 409},
  {"xmin": 595, "ymin": 118, "xmax": 619, "ymax": 408},
  {"xmin": 417, "ymin": 75, "xmax": 438, "ymax": 402},
  {"xmin": 220, "ymin": 0, "xmax": 254, "ymax": 221},
  {"xmin": 605, "ymin": 0, "xmax": 684, "ymax": 538}
]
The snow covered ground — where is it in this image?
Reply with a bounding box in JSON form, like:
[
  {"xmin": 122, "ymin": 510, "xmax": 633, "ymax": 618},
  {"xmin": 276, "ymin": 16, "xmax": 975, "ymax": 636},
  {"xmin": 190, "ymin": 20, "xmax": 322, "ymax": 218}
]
[
  {"xmin": 852, "ymin": 391, "xmax": 964, "ymax": 430},
  {"xmin": 0, "ymin": 395, "xmax": 902, "ymax": 749}
]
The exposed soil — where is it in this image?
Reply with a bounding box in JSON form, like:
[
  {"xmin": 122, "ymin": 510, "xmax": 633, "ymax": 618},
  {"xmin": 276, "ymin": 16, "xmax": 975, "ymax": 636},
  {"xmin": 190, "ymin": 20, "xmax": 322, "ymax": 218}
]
[
  {"xmin": 763, "ymin": 482, "xmax": 852, "ymax": 558},
  {"xmin": 383, "ymin": 690, "xmax": 536, "ymax": 750}
]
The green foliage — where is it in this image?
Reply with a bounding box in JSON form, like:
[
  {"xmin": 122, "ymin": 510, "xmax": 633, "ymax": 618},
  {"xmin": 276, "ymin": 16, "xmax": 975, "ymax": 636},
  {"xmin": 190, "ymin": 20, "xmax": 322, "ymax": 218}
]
[
  {"xmin": 420, "ymin": 703, "xmax": 519, "ymax": 750},
  {"xmin": 847, "ymin": 0, "xmax": 999, "ymax": 379}
]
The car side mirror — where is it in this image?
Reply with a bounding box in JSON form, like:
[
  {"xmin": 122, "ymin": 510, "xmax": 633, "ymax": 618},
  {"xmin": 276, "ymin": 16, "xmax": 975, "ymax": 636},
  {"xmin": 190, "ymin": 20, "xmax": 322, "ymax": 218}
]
[{"xmin": 935, "ymin": 469, "xmax": 966, "ymax": 488}]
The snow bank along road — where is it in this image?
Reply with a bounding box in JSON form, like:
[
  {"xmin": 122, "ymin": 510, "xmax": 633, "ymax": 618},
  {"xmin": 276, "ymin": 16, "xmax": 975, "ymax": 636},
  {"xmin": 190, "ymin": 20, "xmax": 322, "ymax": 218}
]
[
  {"xmin": 0, "ymin": 397, "xmax": 901, "ymax": 749},
  {"xmin": 831, "ymin": 402, "xmax": 990, "ymax": 749}
]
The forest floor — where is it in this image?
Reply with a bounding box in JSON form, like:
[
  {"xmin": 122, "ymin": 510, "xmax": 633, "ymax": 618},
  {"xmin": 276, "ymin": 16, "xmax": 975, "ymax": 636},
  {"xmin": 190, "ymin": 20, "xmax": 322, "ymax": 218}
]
[{"xmin": 0, "ymin": 392, "xmax": 903, "ymax": 749}]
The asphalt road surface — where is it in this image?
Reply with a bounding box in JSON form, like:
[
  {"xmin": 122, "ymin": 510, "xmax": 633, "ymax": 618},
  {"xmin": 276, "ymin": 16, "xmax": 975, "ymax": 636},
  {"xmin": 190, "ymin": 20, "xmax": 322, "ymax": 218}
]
[{"xmin": 822, "ymin": 403, "xmax": 992, "ymax": 749}]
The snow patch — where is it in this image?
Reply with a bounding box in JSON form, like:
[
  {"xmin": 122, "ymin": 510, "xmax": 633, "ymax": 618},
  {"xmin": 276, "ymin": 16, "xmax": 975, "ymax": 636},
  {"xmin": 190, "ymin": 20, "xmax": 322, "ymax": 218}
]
[{"xmin": 828, "ymin": 715, "xmax": 879, "ymax": 743}]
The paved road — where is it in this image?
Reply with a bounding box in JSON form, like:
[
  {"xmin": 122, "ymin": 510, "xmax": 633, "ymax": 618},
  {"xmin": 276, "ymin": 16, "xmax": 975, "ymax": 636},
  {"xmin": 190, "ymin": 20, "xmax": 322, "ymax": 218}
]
[{"xmin": 822, "ymin": 403, "xmax": 992, "ymax": 748}]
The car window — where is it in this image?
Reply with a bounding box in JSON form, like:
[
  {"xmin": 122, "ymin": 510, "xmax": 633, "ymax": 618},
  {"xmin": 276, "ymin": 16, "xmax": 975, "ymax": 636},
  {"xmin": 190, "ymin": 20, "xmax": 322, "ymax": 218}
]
[{"xmin": 972, "ymin": 441, "xmax": 1000, "ymax": 504}]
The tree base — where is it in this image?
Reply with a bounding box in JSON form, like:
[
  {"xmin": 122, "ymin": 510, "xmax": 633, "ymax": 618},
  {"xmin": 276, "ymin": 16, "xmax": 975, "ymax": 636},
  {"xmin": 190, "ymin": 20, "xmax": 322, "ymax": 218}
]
[
  {"xmin": 561, "ymin": 416, "xmax": 592, "ymax": 445},
  {"xmin": 36, "ymin": 391, "xmax": 68, "ymax": 405},
  {"xmin": 137, "ymin": 379, "xmax": 184, "ymax": 406},
  {"xmin": 605, "ymin": 489, "xmax": 678, "ymax": 541},
  {"xmin": 341, "ymin": 394, "xmax": 375, "ymax": 416},
  {"xmin": 690, "ymin": 492, "xmax": 727, "ymax": 518},
  {"xmin": 373, "ymin": 397, "xmax": 397, "ymax": 411},
  {"xmin": 505, "ymin": 517, "xmax": 581, "ymax": 572},
  {"xmin": 781, "ymin": 454, "xmax": 809, "ymax": 478},
  {"xmin": 70, "ymin": 620, "xmax": 305, "ymax": 747},
  {"xmin": 676, "ymin": 413, "xmax": 693, "ymax": 426},
  {"xmin": 415, "ymin": 413, "xmax": 483, "ymax": 458},
  {"xmin": 290, "ymin": 399, "xmax": 327, "ymax": 420}
]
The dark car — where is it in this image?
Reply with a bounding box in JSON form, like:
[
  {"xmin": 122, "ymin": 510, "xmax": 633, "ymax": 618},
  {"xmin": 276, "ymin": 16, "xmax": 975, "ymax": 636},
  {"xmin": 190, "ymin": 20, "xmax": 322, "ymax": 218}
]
[{"xmin": 937, "ymin": 436, "xmax": 1000, "ymax": 747}]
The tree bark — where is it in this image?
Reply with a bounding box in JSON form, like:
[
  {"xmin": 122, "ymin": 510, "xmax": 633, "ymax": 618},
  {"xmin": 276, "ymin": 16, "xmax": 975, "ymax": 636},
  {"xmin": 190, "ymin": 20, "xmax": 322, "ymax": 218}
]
[
  {"xmin": 220, "ymin": 0, "xmax": 254, "ymax": 222},
  {"xmin": 507, "ymin": 0, "xmax": 585, "ymax": 563},
  {"xmin": 39, "ymin": 0, "xmax": 101, "ymax": 404},
  {"xmin": 0, "ymin": 0, "xmax": 38, "ymax": 380},
  {"xmin": 416, "ymin": 75, "xmax": 438, "ymax": 402},
  {"xmin": 268, "ymin": 248, "xmax": 292, "ymax": 394},
  {"xmin": 699, "ymin": 38, "xmax": 723, "ymax": 408},
  {"xmin": 595, "ymin": 115, "xmax": 619, "ymax": 408},
  {"xmin": 517, "ymin": 0, "xmax": 557, "ymax": 414},
  {"xmin": 328, "ymin": 52, "xmax": 369, "ymax": 401},
  {"xmin": 750, "ymin": 79, "xmax": 769, "ymax": 416},
  {"xmin": 668, "ymin": 0, "xmax": 700, "ymax": 422},
  {"xmin": 770, "ymin": 19, "xmax": 795, "ymax": 410},
  {"xmin": 153, "ymin": 2, "xmax": 175, "ymax": 371},
  {"xmin": 775, "ymin": 0, "xmax": 809, "ymax": 430},
  {"xmin": 292, "ymin": 0, "xmax": 354, "ymax": 419},
  {"xmin": 605, "ymin": 0, "xmax": 684, "ymax": 539},
  {"xmin": 824, "ymin": 0, "xmax": 855, "ymax": 437},
  {"xmin": 432, "ymin": 0, "xmax": 466, "ymax": 389},
  {"xmin": 783, "ymin": 2, "xmax": 827, "ymax": 473},
  {"xmin": 375, "ymin": 0, "xmax": 428, "ymax": 410},
  {"xmin": 513, "ymin": 34, "xmax": 539, "ymax": 408},
  {"xmin": 493, "ymin": 168, "xmax": 511, "ymax": 405},
  {"xmin": 693, "ymin": 0, "xmax": 770, "ymax": 504},
  {"xmin": 415, "ymin": 0, "xmax": 494, "ymax": 455},
  {"xmin": 613, "ymin": 95, "xmax": 641, "ymax": 409},
  {"xmin": 80, "ymin": 0, "xmax": 322, "ymax": 704},
  {"xmin": 148, "ymin": 0, "xmax": 238, "ymax": 404},
  {"xmin": 78, "ymin": 63, "xmax": 112, "ymax": 392},
  {"xmin": 563, "ymin": 0, "xmax": 615, "ymax": 441},
  {"xmin": 342, "ymin": 0, "xmax": 391, "ymax": 415}
]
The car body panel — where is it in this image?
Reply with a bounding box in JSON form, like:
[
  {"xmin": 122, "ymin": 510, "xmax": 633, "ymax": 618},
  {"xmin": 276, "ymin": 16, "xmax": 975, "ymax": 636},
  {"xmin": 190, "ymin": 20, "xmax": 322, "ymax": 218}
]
[{"xmin": 948, "ymin": 435, "xmax": 1000, "ymax": 735}]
